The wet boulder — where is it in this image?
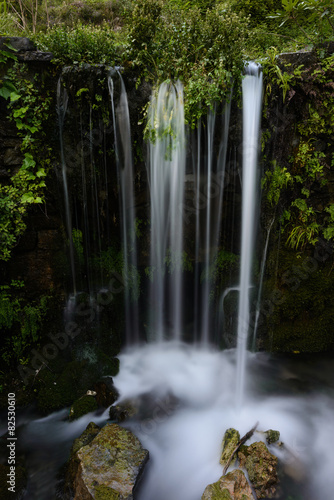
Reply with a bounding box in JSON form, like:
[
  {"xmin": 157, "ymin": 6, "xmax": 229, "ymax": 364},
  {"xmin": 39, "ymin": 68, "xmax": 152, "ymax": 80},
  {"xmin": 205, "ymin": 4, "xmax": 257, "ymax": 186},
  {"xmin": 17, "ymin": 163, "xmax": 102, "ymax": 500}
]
[
  {"xmin": 220, "ymin": 428, "xmax": 240, "ymax": 467},
  {"xmin": 265, "ymin": 429, "xmax": 280, "ymax": 445},
  {"xmin": 109, "ymin": 400, "xmax": 138, "ymax": 422},
  {"xmin": 201, "ymin": 469, "xmax": 253, "ymax": 500},
  {"xmin": 94, "ymin": 377, "xmax": 119, "ymax": 408},
  {"xmin": 70, "ymin": 422, "xmax": 101, "ymax": 456},
  {"xmin": 239, "ymin": 441, "xmax": 279, "ymax": 499},
  {"xmin": 68, "ymin": 423, "xmax": 149, "ymax": 499}
]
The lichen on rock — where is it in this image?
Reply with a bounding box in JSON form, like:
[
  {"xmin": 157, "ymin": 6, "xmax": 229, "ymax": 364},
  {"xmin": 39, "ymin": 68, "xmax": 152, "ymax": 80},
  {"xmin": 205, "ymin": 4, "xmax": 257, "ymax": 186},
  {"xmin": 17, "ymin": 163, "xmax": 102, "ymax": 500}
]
[
  {"xmin": 67, "ymin": 423, "xmax": 149, "ymax": 499},
  {"xmin": 243, "ymin": 441, "xmax": 279, "ymax": 499},
  {"xmin": 220, "ymin": 428, "xmax": 240, "ymax": 467},
  {"xmin": 201, "ymin": 469, "xmax": 253, "ymax": 500}
]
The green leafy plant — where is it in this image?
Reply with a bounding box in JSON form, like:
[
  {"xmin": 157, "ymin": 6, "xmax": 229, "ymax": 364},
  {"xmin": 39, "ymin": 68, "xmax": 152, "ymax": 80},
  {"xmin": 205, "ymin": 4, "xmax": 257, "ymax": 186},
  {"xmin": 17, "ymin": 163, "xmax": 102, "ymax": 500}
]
[
  {"xmin": 0, "ymin": 281, "xmax": 51, "ymax": 365},
  {"xmin": 285, "ymin": 199, "xmax": 320, "ymax": 249},
  {"xmin": 35, "ymin": 22, "xmax": 119, "ymax": 65},
  {"xmin": 270, "ymin": 0, "xmax": 334, "ymax": 43},
  {"xmin": 262, "ymin": 46, "xmax": 303, "ymax": 102},
  {"xmin": 262, "ymin": 162, "xmax": 293, "ymax": 205},
  {"xmin": 0, "ymin": 62, "xmax": 53, "ymax": 260},
  {"xmin": 127, "ymin": 0, "xmax": 249, "ymax": 126}
]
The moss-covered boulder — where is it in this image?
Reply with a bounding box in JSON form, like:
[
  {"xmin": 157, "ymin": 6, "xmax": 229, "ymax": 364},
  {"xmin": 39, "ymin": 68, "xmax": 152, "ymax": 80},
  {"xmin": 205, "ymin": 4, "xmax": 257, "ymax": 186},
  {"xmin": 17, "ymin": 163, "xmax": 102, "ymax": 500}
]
[
  {"xmin": 67, "ymin": 423, "xmax": 149, "ymax": 499},
  {"xmin": 220, "ymin": 428, "xmax": 240, "ymax": 467},
  {"xmin": 201, "ymin": 469, "xmax": 253, "ymax": 500},
  {"xmin": 265, "ymin": 429, "xmax": 280, "ymax": 445},
  {"xmin": 69, "ymin": 395, "xmax": 98, "ymax": 421},
  {"xmin": 240, "ymin": 441, "xmax": 279, "ymax": 499}
]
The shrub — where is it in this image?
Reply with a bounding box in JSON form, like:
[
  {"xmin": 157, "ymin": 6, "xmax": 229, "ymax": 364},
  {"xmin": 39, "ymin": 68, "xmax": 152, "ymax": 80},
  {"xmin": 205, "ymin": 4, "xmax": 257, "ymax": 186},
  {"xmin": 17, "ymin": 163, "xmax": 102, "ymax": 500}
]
[{"xmin": 35, "ymin": 22, "xmax": 120, "ymax": 65}]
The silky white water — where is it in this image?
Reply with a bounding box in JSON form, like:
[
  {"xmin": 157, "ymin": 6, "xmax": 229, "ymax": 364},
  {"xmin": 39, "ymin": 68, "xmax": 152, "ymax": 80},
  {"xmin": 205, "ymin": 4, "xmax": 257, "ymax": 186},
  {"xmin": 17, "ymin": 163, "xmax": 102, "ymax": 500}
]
[
  {"xmin": 108, "ymin": 73, "xmax": 139, "ymax": 343},
  {"xmin": 111, "ymin": 343, "xmax": 334, "ymax": 500},
  {"xmin": 9, "ymin": 348, "xmax": 334, "ymax": 499},
  {"xmin": 236, "ymin": 63, "xmax": 263, "ymax": 408},
  {"xmin": 148, "ymin": 81, "xmax": 186, "ymax": 341}
]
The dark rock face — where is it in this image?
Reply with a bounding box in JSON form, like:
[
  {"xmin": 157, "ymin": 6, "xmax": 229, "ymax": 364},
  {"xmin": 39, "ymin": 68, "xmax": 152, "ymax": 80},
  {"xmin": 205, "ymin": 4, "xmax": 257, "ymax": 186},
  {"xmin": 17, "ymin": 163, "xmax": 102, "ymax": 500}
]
[
  {"xmin": 0, "ymin": 36, "xmax": 53, "ymax": 62},
  {"xmin": 67, "ymin": 423, "xmax": 149, "ymax": 499},
  {"xmin": 201, "ymin": 469, "xmax": 253, "ymax": 500},
  {"xmin": 0, "ymin": 36, "xmax": 36, "ymax": 52}
]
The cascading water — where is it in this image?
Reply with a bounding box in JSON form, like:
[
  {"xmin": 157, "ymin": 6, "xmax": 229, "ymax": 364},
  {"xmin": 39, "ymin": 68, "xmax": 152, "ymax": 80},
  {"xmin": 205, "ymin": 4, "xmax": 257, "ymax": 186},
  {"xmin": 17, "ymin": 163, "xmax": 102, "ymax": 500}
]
[
  {"xmin": 12, "ymin": 69, "xmax": 334, "ymax": 500},
  {"xmin": 251, "ymin": 216, "xmax": 275, "ymax": 350},
  {"xmin": 235, "ymin": 62, "xmax": 263, "ymax": 409},
  {"xmin": 147, "ymin": 80, "xmax": 186, "ymax": 341},
  {"xmin": 108, "ymin": 72, "xmax": 139, "ymax": 343}
]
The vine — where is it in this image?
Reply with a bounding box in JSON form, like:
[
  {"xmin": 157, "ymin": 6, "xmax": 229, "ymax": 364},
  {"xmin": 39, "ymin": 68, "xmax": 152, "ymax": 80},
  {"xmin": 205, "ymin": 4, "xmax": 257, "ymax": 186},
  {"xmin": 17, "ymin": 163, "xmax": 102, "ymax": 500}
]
[{"xmin": 0, "ymin": 57, "xmax": 54, "ymax": 261}]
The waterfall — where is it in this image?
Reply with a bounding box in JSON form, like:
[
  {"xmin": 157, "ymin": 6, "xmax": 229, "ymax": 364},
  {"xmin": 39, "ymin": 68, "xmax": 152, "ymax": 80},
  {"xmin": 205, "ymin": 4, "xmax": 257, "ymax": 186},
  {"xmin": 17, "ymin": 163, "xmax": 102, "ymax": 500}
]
[
  {"xmin": 147, "ymin": 80, "xmax": 186, "ymax": 341},
  {"xmin": 236, "ymin": 62, "xmax": 263, "ymax": 409},
  {"xmin": 57, "ymin": 78, "xmax": 76, "ymax": 295},
  {"xmin": 108, "ymin": 72, "xmax": 139, "ymax": 343},
  {"xmin": 251, "ymin": 216, "xmax": 275, "ymax": 350}
]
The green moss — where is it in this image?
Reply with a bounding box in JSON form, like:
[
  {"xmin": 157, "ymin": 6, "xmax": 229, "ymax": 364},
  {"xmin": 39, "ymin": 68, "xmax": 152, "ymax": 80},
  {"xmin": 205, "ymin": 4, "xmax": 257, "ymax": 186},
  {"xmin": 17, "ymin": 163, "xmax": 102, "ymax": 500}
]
[
  {"xmin": 95, "ymin": 485, "xmax": 121, "ymax": 499},
  {"xmin": 261, "ymin": 247, "xmax": 334, "ymax": 353},
  {"xmin": 220, "ymin": 428, "xmax": 240, "ymax": 466},
  {"xmin": 69, "ymin": 395, "xmax": 98, "ymax": 421},
  {"xmin": 204, "ymin": 482, "xmax": 233, "ymax": 500},
  {"xmin": 70, "ymin": 422, "xmax": 100, "ymax": 456}
]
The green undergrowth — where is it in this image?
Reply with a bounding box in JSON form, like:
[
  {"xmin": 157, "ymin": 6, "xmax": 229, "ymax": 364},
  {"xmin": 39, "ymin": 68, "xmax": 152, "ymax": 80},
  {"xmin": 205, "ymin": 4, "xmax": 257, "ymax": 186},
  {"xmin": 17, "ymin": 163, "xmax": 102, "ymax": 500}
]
[
  {"xmin": 0, "ymin": 51, "xmax": 55, "ymax": 261},
  {"xmin": 0, "ymin": 280, "xmax": 52, "ymax": 366},
  {"xmin": 262, "ymin": 52, "xmax": 334, "ymax": 251}
]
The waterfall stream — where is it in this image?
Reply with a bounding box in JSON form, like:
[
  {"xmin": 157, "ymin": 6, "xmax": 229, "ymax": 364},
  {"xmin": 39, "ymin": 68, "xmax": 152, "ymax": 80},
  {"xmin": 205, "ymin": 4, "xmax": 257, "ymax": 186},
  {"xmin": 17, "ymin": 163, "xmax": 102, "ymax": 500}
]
[
  {"xmin": 147, "ymin": 80, "xmax": 186, "ymax": 341},
  {"xmin": 236, "ymin": 62, "xmax": 263, "ymax": 409},
  {"xmin": 108, "ymin": 72, "xmax": 139, "ymax": 343},
  {"xmin": 41, "ymin": 68, "xmax": 334, "ymax": 500}
]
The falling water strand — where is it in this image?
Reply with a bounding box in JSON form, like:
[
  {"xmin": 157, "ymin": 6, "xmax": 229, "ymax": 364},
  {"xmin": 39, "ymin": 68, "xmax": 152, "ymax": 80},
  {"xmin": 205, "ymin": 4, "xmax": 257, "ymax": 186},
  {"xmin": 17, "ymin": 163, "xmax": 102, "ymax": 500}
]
[
  {"xmin": 108, "ymin": 73, "xmax": 139, "ymax": 343},
  {"xmin": 251, "ymin": 216, "xmax": 275, "ymax": 351},
  {"xmin": 57, "ymin": 78, "xmax": 76, "ymax": 295},
  {"xmin": 200, "ymin": 107, "xmax": 216, "ymax": 343},
  {"xmin": 236, "ymin": 63, "xmax": 263, "ymax": 409},
  {"xmin": 148, "ymin": 81, "xmax": 186, "ymax": 341},
  {"xmin": 193, "ymin": 121, "xmax": 201, "ymax": 340}
]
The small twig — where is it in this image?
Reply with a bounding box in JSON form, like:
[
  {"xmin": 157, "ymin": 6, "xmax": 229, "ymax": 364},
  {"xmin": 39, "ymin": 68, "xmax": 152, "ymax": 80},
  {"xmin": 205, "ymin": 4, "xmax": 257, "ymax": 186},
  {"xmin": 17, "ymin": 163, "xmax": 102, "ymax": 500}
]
[{"xmin": 223, "ymin": 422, "xmax": 259, "ymax": 475}]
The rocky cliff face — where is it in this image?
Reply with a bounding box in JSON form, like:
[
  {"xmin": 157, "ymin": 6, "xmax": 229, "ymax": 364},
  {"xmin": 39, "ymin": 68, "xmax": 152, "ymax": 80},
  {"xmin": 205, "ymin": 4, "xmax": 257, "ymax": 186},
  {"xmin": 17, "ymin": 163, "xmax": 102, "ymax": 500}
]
[{"xmin": 1, "ymin": 38, "xmax": 334, "ymax": 353}]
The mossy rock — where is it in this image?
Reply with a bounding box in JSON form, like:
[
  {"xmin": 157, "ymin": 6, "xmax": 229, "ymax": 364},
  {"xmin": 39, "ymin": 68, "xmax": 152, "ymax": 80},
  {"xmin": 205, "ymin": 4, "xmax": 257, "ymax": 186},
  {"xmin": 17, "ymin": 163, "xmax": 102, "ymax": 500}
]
[
  {"xmin": 69, "ymin": 395, "xmax": 98, "ymax": 421},
  {"xmin": 202, "ymin": 469, "xmax": 253, "ymax": 500},
  {"xmin": 244, "ymin": 441, "xmax": 279, "ymax": 499},
  {"xmin": 265, "ymin": 429, "xmax": 280, "ymax": 445},
  {"xmin": 220, "ymin": 428, "xmax": 240, "ymax": 466},
  {"xmin": 67, "ymin": 423, "xmax": 149, "ymax": 499}
]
